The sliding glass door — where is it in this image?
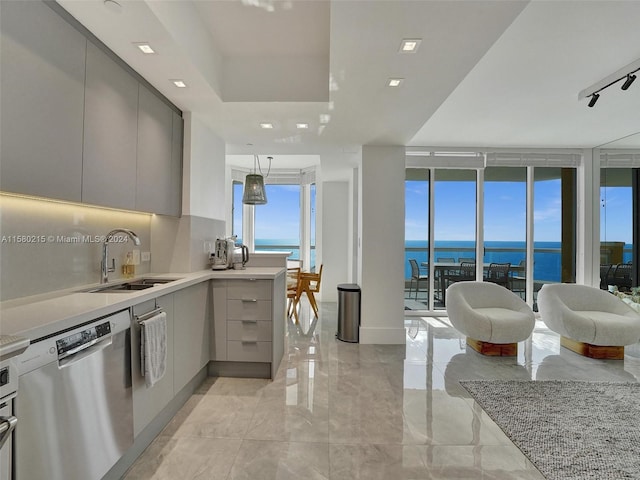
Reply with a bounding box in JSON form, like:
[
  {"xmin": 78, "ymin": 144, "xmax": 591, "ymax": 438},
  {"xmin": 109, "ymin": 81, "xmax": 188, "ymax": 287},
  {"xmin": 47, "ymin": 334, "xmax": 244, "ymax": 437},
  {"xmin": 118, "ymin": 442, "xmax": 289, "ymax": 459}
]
[
  {"xmin": 404, "ymin": 164, "xmax": 577, "ymax": 313},
  {"xmin": 600, "ymin": 168, "xmax": 634, "ymax": 290},
  {"xmin": 404, "ymin": 169, "xmax": 430, "ymax": 308},
  {"xmin": 484, "ymin": 167, "xmax": 527, "ymax": 298},
  {"xmin": 433, "ymin": 170, "xmax": 477, "ymax": 310}
]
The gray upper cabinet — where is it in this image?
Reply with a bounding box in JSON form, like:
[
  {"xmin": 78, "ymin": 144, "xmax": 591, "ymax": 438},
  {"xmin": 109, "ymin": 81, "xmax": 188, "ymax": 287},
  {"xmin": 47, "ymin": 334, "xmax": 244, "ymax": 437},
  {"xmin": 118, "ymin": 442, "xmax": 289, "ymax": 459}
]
[
  {"xmin": 170, "ymin": 112, "xmax": 184, "ymax": 216},
  {"xmin": 0, "ymin": 1, "xmax": 85, "ymax": 202},
  {"xmin": 136, "ymin": 86, "xmax": 173, "ymax": 215},
  {"xmin": 82, "ymin": 42, "xmax": 138, "ymax": 210}
]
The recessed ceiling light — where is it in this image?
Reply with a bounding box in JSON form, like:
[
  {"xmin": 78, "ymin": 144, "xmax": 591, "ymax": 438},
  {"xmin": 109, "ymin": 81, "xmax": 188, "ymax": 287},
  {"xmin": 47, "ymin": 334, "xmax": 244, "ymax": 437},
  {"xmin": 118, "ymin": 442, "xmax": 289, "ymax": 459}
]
[
  {"xmin": 296, "ymin": 123, "xmax": 309, "ymax": 129},
  {"xmin": 388, "ymin": 78, "xmax": 404, "ymax": 87},
  {"xmin": 260, "ymin": 123, "xmax": 274, "ymax": 129},
  {"xmin": 135, "ymin": 43, "xmax": 155, "ymax": 54},
  {"xmin": 399, "ymin": 39, "xmax": 421, "ymax": 53},
  {"xmin": 171, "ymin": 80, "xmax": 187, "ymax": 88}
]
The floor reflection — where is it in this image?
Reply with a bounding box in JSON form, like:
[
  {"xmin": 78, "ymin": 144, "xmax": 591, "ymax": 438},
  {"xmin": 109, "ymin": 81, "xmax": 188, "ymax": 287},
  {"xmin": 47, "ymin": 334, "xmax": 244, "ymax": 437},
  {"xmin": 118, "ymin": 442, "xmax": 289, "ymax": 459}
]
[{"xmin": 125, "ymin": 299, "xmax": 640, "ymax": 480}]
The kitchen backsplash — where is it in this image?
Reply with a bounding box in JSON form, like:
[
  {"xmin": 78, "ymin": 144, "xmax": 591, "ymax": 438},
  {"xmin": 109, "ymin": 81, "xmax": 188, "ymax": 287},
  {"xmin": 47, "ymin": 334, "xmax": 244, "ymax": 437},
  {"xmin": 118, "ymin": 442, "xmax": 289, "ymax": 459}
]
[{"xmin": 0, "ymin": 194, "xmax": 152, "ymax": 301}]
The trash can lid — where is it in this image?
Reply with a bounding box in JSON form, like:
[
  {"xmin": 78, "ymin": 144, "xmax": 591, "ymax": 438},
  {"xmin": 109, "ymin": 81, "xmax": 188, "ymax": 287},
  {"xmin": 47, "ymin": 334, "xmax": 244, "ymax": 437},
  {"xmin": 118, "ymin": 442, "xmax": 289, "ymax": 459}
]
[{"xmin": 337, "ymin": 283, "xmax": 360, "ymax": 292}]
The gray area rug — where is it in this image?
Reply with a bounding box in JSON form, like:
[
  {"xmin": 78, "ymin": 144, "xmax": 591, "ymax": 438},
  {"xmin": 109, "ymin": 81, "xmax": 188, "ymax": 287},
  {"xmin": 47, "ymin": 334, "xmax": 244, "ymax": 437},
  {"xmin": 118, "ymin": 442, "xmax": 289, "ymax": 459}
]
[{"xmin": 460, "ymin": 380, "xmax": 640, "ymax": 480}]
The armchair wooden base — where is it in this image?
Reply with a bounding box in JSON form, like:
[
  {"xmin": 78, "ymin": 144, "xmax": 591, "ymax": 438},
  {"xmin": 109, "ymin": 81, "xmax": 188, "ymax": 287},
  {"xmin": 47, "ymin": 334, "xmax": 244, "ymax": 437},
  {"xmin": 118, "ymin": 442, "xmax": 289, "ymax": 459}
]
[
  {"xmin": 560, "ymin": 336, "xmax": 624, "ymax": 360},
  {"xmin": 466, "ymin": 338, "xmax": 517, "ymax": 356}
]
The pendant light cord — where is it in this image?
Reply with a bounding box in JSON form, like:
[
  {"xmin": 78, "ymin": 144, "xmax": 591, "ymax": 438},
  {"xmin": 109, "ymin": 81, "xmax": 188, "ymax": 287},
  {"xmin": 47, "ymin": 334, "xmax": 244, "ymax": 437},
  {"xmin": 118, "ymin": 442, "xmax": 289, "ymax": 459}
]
[{"xmin": 255, "ymin": 155, "xmax": 272, "ymax": 178}]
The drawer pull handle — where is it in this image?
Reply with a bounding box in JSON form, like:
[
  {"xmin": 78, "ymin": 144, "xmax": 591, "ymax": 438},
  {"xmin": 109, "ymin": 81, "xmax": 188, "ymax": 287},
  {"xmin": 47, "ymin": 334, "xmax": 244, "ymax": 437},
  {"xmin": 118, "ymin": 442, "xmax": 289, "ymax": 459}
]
[
  {"xmin": 241, "ymin": 340, "xmax": 258, "ymax": 344},
  {"xmin": 241, "ymin": 320, "xmax": 258, "ymax": 323},
  {"xmin": 242, "ymin": 298, "xmax": 258, "ymax": 303}
]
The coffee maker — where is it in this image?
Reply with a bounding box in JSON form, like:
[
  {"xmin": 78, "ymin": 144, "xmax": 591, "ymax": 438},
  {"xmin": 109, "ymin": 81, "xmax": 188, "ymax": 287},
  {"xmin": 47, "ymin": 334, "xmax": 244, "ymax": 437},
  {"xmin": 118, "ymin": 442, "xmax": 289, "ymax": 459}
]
[{"xmin": 210, "ymin": 237, "xmax": 236, "ymax": 270}]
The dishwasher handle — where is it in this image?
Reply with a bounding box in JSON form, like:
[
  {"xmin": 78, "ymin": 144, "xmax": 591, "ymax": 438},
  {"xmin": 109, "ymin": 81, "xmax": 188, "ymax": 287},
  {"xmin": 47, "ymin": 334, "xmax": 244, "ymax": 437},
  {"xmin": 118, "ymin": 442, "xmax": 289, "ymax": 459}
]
[
  {"xmin": 0, "ymin": 415, "xmax": 17, "ymax": 449},
  {"xmin": 58, "ymin": 337, "xmax": 113, "ymax": 369}
]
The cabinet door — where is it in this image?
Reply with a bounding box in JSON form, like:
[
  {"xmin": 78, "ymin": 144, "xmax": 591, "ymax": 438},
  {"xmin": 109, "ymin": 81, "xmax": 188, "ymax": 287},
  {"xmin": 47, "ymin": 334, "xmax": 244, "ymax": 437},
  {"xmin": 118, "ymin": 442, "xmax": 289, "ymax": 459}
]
[
  {"xmin": 0, "ymin": 1, "xmax": 85, "ymax": 201},
  {"xmin": 131, "ymin": 294, "xmax": 174, "ymax": 437},
  {"xmin": 210, "ymin": 280, "xmax": 227, "ymax": 361},
  {"xmin": 136, "ymin": 86, "xmax": 173, "ymax": 215},
  {"xmin": 170, "ymin": 112, "xmax": 184, "ymax": 216},
  {"xmin": 174, "ymin": 282, "xmax": 210, "ymax": 392},
  {"xmin": 82, "ymin": 42, "xmax": 138, "ymax": 210}
]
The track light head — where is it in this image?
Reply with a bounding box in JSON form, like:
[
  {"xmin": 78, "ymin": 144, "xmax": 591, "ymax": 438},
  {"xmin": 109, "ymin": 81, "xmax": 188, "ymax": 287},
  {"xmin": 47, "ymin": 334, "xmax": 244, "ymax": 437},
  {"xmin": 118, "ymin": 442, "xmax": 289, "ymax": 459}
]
[
  {"xmin": 588, "ymin": 93, "xmax": 599, "ymax": 107},
  {"xmin": 621, "ymin": 73, "xmax": 636, "ymax": 90}
]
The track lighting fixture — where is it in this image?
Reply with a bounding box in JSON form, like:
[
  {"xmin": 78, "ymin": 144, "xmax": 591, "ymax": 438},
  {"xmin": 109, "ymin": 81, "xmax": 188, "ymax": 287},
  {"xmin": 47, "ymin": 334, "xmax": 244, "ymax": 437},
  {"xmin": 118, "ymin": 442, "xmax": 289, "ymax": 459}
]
[
  {"xmin": 621, "ymin": 74, "xmax": 636, "ymax": 91},
  {"xmin": 578, "ymin": 59, "xmax": 640, "ymax": 107}
]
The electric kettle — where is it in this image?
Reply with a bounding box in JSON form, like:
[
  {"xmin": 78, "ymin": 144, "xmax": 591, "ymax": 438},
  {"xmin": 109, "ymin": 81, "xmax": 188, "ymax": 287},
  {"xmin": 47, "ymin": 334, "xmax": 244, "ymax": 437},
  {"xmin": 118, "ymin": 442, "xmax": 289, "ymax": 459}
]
[{"xmin": 232, "ymin": 244, "xmax": 249, "ymax": 270}]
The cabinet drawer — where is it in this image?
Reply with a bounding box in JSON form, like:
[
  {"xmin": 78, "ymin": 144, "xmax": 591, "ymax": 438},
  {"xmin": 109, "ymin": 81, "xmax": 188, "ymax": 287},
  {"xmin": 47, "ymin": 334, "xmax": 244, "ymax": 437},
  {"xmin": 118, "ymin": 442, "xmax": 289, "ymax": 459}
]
[
  {"xmin": 227, "ymin": 280, "xmax": 271, "ymax": 300},
  {"xmin": 227, "ymin": 320, "xmax": 272, "ymax": 342},
  {"xmin": 227, "ymin": 341, "xmax": 272, "ymax": 362},
  {"xmin": 227, "ymin": 299, "xmax": 272, "ymax": 321}
]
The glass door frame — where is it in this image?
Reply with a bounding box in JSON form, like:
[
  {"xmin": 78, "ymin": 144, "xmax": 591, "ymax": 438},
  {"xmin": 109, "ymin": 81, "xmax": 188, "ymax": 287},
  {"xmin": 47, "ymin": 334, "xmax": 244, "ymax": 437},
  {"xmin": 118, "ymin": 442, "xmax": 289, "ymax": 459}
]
[{"xmin": 406, "ymin": 156, "xmax": 580, "ymax": 315}]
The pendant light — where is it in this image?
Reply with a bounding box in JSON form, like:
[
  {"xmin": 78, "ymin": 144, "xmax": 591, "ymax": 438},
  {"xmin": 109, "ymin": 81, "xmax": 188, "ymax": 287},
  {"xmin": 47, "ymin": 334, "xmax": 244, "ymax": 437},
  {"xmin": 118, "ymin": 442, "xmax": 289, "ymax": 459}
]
[{"xmin": 243, "ymin": 155, "xmax": 270, "ymax": 205}]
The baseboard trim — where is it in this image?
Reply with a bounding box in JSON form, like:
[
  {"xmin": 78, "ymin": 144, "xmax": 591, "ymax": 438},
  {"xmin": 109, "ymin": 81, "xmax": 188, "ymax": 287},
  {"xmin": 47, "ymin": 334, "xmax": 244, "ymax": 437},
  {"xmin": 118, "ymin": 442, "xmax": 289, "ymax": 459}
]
[{"xmin": 208, "ymin": 361, "xmax": 271, "ymax": 378}]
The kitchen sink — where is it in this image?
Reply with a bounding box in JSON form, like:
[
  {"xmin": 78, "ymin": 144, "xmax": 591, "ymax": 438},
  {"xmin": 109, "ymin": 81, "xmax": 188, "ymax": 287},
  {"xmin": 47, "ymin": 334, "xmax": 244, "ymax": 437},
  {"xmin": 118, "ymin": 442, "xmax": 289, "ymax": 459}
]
[{"xmin": 84, "ymin": 278, "xmax": 180, "ymax": 293}]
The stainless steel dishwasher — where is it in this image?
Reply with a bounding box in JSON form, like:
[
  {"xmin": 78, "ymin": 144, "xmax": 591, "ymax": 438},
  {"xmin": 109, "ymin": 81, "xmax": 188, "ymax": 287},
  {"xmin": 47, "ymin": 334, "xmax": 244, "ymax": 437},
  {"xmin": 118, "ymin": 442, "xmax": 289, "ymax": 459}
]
[{"xmin": 15, "ymin": 309, "xmax": 133, "ymax": 480}]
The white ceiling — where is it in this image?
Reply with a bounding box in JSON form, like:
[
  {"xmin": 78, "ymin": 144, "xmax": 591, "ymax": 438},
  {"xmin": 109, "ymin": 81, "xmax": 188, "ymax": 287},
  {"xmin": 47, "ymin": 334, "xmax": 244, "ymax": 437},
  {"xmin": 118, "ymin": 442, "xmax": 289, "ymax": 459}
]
[{"xmin": 57, "ymin": 0, "xmax": 640, "ymax": 178}]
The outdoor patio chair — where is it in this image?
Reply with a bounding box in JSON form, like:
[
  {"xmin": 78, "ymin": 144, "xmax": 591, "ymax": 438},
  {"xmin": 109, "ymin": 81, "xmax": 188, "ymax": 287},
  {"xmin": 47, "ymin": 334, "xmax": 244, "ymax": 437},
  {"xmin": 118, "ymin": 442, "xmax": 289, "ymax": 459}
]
[{"xmin": 408, "ymin": 259, "xmax": 428, "ymax": 300}]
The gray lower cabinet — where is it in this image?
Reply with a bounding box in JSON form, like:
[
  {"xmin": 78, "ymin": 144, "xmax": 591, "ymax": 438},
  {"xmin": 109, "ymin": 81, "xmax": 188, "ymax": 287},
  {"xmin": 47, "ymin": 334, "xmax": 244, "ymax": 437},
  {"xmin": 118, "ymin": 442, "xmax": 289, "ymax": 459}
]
[
  {"xmin": 173, "ymin": 282, "xmax": 211, "ymax": 392},
  {"xmin": 210, "ymin": 275, "xmax": 286, "ymax": 378},
  {"xmin": 0, "ymin": 0, "xmax": 85, "ymax": 202},
  {"xmin": 82, "ymin": 42, "xmax": 139, "ymax": 210},
  {"xmin": 136, "ymin": 86, "xmax": 178, "ymax": 216},
  {"xmin": 131, "ymin": 294, "xmax": 174, "ymax": 437}
]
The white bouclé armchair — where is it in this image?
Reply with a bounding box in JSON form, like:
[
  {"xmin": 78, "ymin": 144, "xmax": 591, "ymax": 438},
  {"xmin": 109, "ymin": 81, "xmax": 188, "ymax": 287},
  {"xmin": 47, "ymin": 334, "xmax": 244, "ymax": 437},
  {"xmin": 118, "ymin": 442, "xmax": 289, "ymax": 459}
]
[
  {"xmin": 537, "ymin": 283, "xmax": 640, "ymax": 359},
  {"xmin": 446, "ymin": 281, "xmax": 535, "ymax": 356}
]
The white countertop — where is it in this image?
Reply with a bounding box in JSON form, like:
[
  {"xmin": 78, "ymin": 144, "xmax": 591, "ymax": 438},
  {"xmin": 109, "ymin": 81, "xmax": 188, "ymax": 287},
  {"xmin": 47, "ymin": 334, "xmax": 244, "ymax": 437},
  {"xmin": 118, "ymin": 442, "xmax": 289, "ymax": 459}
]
[{"xmin": 0, "ymin": 267, "xmax": 284, "ymax": 340}]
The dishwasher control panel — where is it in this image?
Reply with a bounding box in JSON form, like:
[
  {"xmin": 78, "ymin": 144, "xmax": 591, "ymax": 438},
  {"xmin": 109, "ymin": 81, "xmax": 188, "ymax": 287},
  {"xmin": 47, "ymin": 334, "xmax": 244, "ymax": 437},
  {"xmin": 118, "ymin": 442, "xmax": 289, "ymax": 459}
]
[{"xmin": 56, "ymin": 322, "xmax": 111, "ymax": 357}]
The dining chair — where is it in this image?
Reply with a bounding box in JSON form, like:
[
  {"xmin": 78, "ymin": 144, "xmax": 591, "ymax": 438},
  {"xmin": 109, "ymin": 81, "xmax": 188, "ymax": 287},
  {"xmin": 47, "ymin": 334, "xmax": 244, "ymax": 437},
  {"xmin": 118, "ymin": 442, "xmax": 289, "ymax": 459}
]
[
  {"xmin": 599, "ymin": 264, "xmax": 612, "ymax": 290},
  {"xmin": 408, "ymin": 259, "xmax": 428, "ymax": 300},
  {"xmin": 300, "ymin": 264, "xmax": 323, "ymax": 318},
  {"xmin": 511, "ymin": 259, "xmax": 527, "ymax": 298},
  {"xmin": 286, "ymin": 267, "xmax": 302, "ymax": 322},
  {"xmin": 612, "ymin": 263, "xmax": 632, "ymax": 290},
  {"xmin": 486, "ymin": 262, "xmax": 511, "ymax": 289}
]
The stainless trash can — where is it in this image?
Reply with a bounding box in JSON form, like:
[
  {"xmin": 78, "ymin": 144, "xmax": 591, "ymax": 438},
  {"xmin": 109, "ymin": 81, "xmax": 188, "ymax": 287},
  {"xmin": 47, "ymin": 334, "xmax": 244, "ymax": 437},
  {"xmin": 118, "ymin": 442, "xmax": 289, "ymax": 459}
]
[{"xmin": 337, "ymin": 283, "xmax": 361, "ymax": 342}]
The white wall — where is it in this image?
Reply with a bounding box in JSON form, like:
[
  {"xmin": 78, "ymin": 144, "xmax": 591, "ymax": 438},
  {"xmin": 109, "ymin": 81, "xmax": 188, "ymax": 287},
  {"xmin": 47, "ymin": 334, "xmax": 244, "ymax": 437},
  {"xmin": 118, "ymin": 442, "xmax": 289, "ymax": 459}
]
[
  {"xmin": 320, "ymin": 181, "xmax": 349, "ymax": 301},
  {"xmin": 358, "ymin": 145, "xmax": 406, "ymax": 344},
  {"xmin": 182, "ymin": 112, "xmax": 226, "ymax": 220}
]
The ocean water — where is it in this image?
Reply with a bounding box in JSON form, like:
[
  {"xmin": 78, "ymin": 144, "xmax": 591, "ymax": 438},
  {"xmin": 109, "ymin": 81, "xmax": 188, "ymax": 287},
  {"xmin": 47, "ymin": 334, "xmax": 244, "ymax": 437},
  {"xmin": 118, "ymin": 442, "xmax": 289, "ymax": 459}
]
[
  {"xmin": 405, "ymin": 240, "xmax": 633, "ymax": 282},
  {"xmin": 253, "ymin": 238, "xmax": 315, "ymax": 268},
  {"xmin": 253, "ymin": 238, "xmax": 632, "ymax": 281}
]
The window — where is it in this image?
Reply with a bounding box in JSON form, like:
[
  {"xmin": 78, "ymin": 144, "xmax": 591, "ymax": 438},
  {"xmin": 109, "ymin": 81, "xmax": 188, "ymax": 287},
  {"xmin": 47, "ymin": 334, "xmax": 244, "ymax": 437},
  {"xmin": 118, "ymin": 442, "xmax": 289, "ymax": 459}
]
[
  {"xmin": 232, "ymin": 181, "xmax": 243, "ymax": 242},
  {"xmin": 254, "ymin": 184, "xmax": 301, "ymax": 260},
  {"xmin": 404, "ymin": 162, "xmax": 577, "ymax": 313},
  {"xmin": 600, "ymin": 168, "xmax": 634, "ymax": 290},
  {"xmin": 404, "ymin": 169, "xmax": 430, "ymax": 307},
  {"xmin": 310, "ymin": 183, "xmax": 316, "ymax": 271}
]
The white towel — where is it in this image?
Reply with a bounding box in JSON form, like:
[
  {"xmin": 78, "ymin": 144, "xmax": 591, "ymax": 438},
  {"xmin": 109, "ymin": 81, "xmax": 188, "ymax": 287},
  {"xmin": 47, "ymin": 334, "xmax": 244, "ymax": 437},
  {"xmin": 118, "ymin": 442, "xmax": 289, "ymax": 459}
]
[{"xmin": 140, "ymin": 311, "xmax": 167, "ymax": 388}]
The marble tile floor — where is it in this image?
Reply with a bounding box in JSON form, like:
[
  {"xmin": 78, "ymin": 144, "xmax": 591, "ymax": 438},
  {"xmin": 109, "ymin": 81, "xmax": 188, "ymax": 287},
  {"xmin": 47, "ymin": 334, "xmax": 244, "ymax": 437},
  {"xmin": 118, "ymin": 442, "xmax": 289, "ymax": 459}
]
[{"xmin": 125, "ymin": 302, "xmax": 640, "ymax": 480}]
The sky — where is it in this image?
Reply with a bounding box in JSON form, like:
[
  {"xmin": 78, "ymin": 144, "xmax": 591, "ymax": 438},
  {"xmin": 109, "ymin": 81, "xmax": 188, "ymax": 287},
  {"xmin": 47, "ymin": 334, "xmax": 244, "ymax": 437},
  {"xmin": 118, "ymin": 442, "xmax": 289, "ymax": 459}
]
[
  {"xmin": 406, "ymin": 178, "xmax": 633, "ymax": 244},
  {"xmin": 233, "ymin": 175, "xmax": 632, "ymax": 246},
  {"xmin": 233, "ymin": 183, "xmax": 316, "ymax": 243}
]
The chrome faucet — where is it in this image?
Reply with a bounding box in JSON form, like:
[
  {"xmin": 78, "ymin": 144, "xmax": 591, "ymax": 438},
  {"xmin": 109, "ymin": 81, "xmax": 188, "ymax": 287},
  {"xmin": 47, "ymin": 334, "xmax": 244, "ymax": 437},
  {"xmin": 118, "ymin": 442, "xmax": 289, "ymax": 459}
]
[{"xmin": 101, "ymin": 228, "xmax": 141, "ymax": 283}]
